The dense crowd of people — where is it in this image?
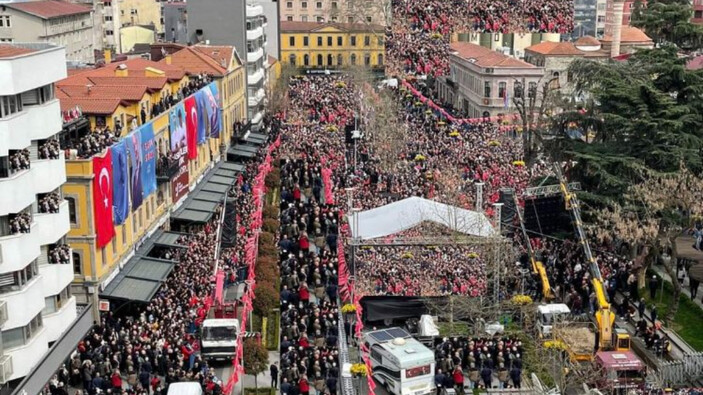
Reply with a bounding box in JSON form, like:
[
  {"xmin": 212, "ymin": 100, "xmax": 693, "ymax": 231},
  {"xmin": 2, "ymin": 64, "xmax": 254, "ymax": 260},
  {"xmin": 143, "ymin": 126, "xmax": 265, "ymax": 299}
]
[
  {"xmin": 39, "ymin": 139, "xmax": 62, "ymax": 160},
  {"xmin": 49, "ymin": 244, "xmax": 72, "ymax": 264},
  {"xmin": 9, "ymin": 148, "xmax": 31, "ymax": 172},
  {"xmin": 63, "ymin": 128, "xmax": 119, "ymax": 160},
  {"xmin": 386, "ymin": 0, "xmax": 573, "ymax": 77},
  {"xmin": 39, "ymin": 192, "xmax": 62, "ymax": 214},
  {"xmin": 9, "ymin": 212, "xmax": 31, "ymax": 234}
]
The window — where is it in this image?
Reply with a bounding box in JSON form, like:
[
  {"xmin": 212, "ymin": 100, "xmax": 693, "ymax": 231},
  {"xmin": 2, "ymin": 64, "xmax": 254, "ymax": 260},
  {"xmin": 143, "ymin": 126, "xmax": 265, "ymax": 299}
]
[
  {"xmin": 301, "ymin": 1, "xmax": 307, "ymax": 8},
  {"xmin": 514, "ymin": 82, "xmax": 523, "ymax": 98},
  {"xmin": 327, "ymin": 36, "xmax": 332, "ymax": 46},
  {"xmin": 364, "ymin": 36, "xmax": 370, "ymax": 46},
  {"xmin": 130, "ymin": 8, "xmax": 137, "ymax": 15},
  {"xmin": 337, "ymin": 54, "xmax": 343, "ymax": 66},
  {"xmin": 317, "ymin": 36, "xmax": 322, "ymax": 46},
  {"xmin": 304, "ymin": 54, "xmax": 310, "ymax": 66},
  {"xmin": 1, "ymin": 313, "xmax": 43, "ymax": 350},
  {"xmin": 0, "ymin": 95, "xmax": 23, "ymax": 119},
  {"xmin": 317, "ymin": 54, "xmax": 323, "ymax": 66},
  {"xmin": 0, "ymin": 261, "xmax": 38, "ymax": 294},
  {"xmin": 366, "ymin": 16, "xmax": 372, "ymax": 22},
  {"xmin": 106, "ymin": 29, "xmax": 114, "ymax": 36},
  {"xmin": 316, "ymin": 1, "xmax": 322, "ymax": 8},
  {"xmin": 378, "ymin": 53, "xmax": 383, "ymax": 65},
  {"xmin": 695, "ymin": 10, "xmax": 703, "ymax": 18},
  {"xmin": 44, "ymin": 296, "xmax": 58, "ymax": 314},
  {"xmin": 317, "ymin": 16, "xmax": 324, "ymax": 22},
  {"xmin": 73, "ymin": 252, "xmax": 82, "ymax": 275},
  {"xmin": 348, "ymin": 16, "xmax": 354, "ymax": 23},
  {"xmin": 331, "ymin": 16, "xmax": 338, "ymax": 22},
  {"xmin": 498, "ymin": 82, "xmax": 506, "ymax": 98},
  {"xmin": 286, "ymin": 1, "xmax": 293, "ymax": 7},
  {"xmin": 0, "ymin": 16, "xmax": 11, "ymax": 28},
  {"xmin": 66, "ymin": 197, "xmax": 77, "ymax": 224},
  {"xmin": 287, "ymin": 16, "xmax": 293, "ymax": 21},
  {"xmin": 337, "ymin": 36, "xmax": 343, "ymax": 46},
  {"xmin": 327, "ymin": 54, "xmax": 333, "ymax": 66},
  {"xmin": 528, "ymin": 82, "xmax": 537, "ymax": 98},
  {"xmin": 364, "ymin": 53, "xmax": 370, "ymax": 65},
  {"xmin": 301, "ymin": 15, "xmax": 308, "ymax": 21},
  {"xmin": 351, "ymin": 36, "xmax": 357, "ymax": 46},
  {"xmin": 105, "ymin": 15, "xmax": 112, "ymax": 21},
  {"xmin": 331, "ymin": 2, "xmax": 338, "ymax": 9},
  {"xmin": 303, "ymin": 36, "xmax": 309, "ymax": 46},
  {"xmin": 111, "ymin": 236, "xmax": 117, "ymax": 257},
  {"xmin": 484, "ymin": 81, "xmax": 491, "ymax": 98},
  {"xmin": 289, "ymin": 54, "xmax": 297, "ymax": 65},
  {"xmin": 350, "ymin": 53, "xmax": 356, "ymax": 65},
  {"xmin": 377, "ymin": 36, "xmax": 384, "ymax": 45},
  {"xmin": 289, "ymin": 36, "xmax": 295, "ymax": 46},
  {"xmin": 122, "ymin": 224, "xmax": 127, "ymax": 246}
]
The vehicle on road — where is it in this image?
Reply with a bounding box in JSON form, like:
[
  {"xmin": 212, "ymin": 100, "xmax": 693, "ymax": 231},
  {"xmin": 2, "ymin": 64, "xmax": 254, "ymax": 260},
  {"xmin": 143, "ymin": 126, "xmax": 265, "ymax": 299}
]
[{"xmin": 200, "ymin": 318, "xmax": 239, "ymax": 361}]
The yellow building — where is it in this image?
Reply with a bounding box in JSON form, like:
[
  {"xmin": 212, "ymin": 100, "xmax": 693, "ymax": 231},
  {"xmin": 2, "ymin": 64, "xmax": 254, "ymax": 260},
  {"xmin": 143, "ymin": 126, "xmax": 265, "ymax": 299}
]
[
  {"xmin": 57, "ymin": 58, "xmax": 224, "ymax": 312},
  {"xmin": 120, "ymin": 25, "xmax": 156, "ymax": 53},
  {"xmin": 119, "ymin": 0, "xmax": 163, "ymax": 36},
  {"xmin": 280, "ymin": 21, "xmax": 385, "ymax": 69},
  {"xmin": 163, "ymin": 44, "xmax": 248, "ymax": 147}
]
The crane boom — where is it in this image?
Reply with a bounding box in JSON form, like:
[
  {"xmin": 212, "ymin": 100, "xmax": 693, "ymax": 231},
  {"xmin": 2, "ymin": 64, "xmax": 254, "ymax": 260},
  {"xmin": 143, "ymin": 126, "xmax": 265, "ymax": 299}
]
[
  {"xmin": 512, "ymin": 193, "xmax": 553, "ymax": 300},
  {"xmin": 554, "ymin": 164, "xmax": 615, "ymax": 349}
]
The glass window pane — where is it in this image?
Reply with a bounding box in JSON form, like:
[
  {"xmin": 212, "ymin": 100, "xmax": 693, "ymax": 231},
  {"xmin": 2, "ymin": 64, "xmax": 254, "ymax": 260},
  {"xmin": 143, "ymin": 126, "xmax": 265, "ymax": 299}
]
[
  {"xmin": 44, "ymin": 296, "xmax": 58, "ymax": 314},
  {"xmin": 2, "ymin": 327, "xmax": 25, "ymax": 349}
]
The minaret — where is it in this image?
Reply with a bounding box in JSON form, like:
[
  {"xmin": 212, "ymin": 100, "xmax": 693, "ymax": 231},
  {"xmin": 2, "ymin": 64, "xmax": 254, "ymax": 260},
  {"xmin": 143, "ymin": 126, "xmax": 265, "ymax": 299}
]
[{"xmin": 611, "ymin": 0, "xmax": 625, "ymax": 57}]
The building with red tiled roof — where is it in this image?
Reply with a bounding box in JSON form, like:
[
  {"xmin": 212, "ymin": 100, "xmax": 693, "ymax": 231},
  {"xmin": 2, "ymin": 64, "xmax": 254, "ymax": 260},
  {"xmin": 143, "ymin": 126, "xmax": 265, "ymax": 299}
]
[
  {"xmin": 434, "ymin": 42, "xmax": 544, "ymax": 119},
  {"xmin": 600, "ymin": 26, "xmax": 654, "ymax": 54},
  {"xmin": 2, "ymin": 1, "xmax": 94, "ymax": 63},
  {"xmin": 0, "ymin": 45, "xmax": 36, "ymax": 58}
]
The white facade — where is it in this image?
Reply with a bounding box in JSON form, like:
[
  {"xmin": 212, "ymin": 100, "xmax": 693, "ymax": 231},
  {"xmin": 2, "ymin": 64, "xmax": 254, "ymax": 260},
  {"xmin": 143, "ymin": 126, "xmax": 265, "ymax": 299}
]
[
  {"xmin": 0, "ymin": 44, "xmax": 76, "ymax": 384},
  {"xmin": 246, "ymin": 2, "xmax": 267, "ymax": 129}
]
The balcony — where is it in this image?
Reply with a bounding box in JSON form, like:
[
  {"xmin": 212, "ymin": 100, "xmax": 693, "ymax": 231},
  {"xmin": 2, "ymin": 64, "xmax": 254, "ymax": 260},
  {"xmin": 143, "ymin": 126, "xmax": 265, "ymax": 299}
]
[
  {"xmin": 31, "ymin": 151, "xmax": 67, "ymax": 195},
  {"xmin": 39, "ymin": 258, "xmax": 74, "ymax": 297},
  {"xmin": 5, "ymin": 326, "xmax": 48, "ymax": 381},
  {"xmin": 0, "ymin": 300, "xmax": 7, "ymax": 327},
  {"xmin": 0, "ymin": 355, "xmax": 12, "ymax": 385},
  {"xmin": 2, "ymin": 276, "xmax": 45, "ymax": 330},
  {"xmin": 33, "ymin": 200, "xmax": 71, "ymax": 246},
  {"xmin": 248, "ymin": 68, "xmax": 264, "ymax": 85},
  {"xmin": 247, "ymin": 47, "xmax": 264, "ymax": 63},
  {"xmin": 0, "ymin": 229, "xmax": 41, "ymax": 272},
  {"xmin": 0, "ymin": 110, "xmax": 32, "ymax": 157},
  {"xmin": 248, "ymin": 88, "xmax": 265, "ymax": 107},
  {"xmin": 156, "ymin": 157, "xmax": 179, "ymax": 183},
  {"xmin": 0, "ymin": 169, "xmax": 35, "ymax": 215},
  {"xmin": 42, "ymin": 296, "xmax": 77, "ymax": 343},
  {"xmin": 247, "ymin": 26, "xmax": 264, "ymax": 41},
  {"xmin": 26, "ymin": 99, "xmax": 63, "ymax": 142},
  {"xmin": 246, "ymin": 4, "xmax": 264, "ymax": 17}
]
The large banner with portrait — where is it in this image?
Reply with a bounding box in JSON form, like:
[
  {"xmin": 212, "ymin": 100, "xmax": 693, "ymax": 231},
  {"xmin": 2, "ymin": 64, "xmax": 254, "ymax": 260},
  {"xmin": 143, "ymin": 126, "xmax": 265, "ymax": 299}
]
[
  {"xmin": 195, "ymin": 90, "xmax": 208, "ymax": 144},
  {"xmin": 204, "ymin": 82, "xmax": 222, "ymax": 138},
  {"xmin": 169, "ymin": 102, "xmax": 190, "ymax": 204},
  {"xmin": 125, "ymin": 130, "xmax": 143, "ymax": 210},
  {"xmin": 110, "ymin": 140, "xmax": 129, "ymax": 225},
  {"xmin": 140, "ymin": 123, "xmax": 157, "ymax": 197}
]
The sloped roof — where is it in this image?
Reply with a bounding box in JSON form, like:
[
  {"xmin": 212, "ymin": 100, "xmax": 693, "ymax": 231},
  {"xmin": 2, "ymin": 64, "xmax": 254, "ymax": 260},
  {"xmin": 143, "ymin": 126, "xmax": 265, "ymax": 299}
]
[
  {"xmin": 6, "ymin": 1, "xmax": 91, "ymax": 19},
  {"xmin": 59, "ymin": 97, "xmax": 122, "ymax": 115},
  {"xmin": 450, "ymin": 42, "xmax": 535, "ymax": 68},
  {"xmin": 194, "ymin": 44, "xmax": 238, "ymax": 67},
  {"xmin": 575, "ymin": 36, "xmax": 601, "ymax": 46},
  {"xmin": 601, "ymin": 26, "xmax": 652, "ymax": 43},
  {"xmin": 165, "ymin": 47, "xmax": 227, "ymax": 76},
  {"xmin": 0, "ymin": 45, "xmax": 36, "ymax": 58},
  {"xmin": 525, "ymin": 41, "xmax": 583, "ymax": 56},
  {"xmin": 84, "ymin": 76, "xmax": 168, "ymax": 91},
  {"xmin": 58, "ymin": 84, "xmax": 149, "ymax": 102},
  {"xmin": 280, "ymin": 21, "xmax": 385, "ymax": 33},
  {"xmin": 348, "ymin": 196, "xmax": 496, "ymax": 240}
]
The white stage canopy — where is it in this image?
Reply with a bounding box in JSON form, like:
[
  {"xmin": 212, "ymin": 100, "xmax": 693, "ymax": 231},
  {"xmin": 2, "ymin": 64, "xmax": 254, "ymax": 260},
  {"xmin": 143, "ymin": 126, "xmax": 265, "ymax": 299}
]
[{"xmin": 348, "ymin": 196, "xmax": 496, "ymax": 240}]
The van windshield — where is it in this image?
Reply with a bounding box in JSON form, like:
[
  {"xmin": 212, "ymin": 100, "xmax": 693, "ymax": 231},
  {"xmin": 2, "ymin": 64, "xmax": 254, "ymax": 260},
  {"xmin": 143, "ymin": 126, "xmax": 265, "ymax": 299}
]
[{"xmin": 203, "ymin": 326, "xmax": 237, "ymax": 341}]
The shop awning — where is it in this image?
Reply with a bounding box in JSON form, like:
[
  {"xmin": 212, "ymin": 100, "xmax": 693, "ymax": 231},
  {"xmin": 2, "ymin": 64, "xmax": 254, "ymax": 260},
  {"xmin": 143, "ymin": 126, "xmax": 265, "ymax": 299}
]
[
  {"xmin": 242, "ymin": 132, "xmax": 267, "ymax": 145},
  {"xmin": 155, "ymin": 231, "xmax": 187, "ymax": 249},
  {"xmin": 171, "ymin": 209, "xmax": 213, "ymax": 224},
  {"xmin": 101, "ymin": 256, "xmax": 176, "ymax": 303},
  {"xmin": 171, "ymin": 161, "xmax": 237, "ymax": 225}
]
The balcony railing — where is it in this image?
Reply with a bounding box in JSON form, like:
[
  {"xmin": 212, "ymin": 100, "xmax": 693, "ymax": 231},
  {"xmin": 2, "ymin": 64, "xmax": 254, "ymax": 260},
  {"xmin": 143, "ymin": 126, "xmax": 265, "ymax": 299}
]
[
  {"xmin": 0, "ymin": 355, "xmax": 12, "ymax": 385},
  {"xmin": 0, "ymin": 300, "xmax": 7, "ymax": 327}
]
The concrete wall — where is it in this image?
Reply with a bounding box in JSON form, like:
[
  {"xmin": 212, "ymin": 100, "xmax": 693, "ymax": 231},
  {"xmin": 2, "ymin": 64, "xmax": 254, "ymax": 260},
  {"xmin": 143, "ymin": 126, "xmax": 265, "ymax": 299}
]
[
  {"xmin": 260, "ymin": 0, "xmax": 281, "ymax": 59},
  {"xmin": 163, "ymin": 3, "xmax": 188, "ymax": 44},
  {"xmin": 187, "ymin": 0, "xmax": 247, "ymax": 53}
]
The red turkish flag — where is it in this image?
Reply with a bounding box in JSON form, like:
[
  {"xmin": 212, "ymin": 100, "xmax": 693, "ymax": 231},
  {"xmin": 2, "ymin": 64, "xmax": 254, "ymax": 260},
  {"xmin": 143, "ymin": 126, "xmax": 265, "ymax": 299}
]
[
  {"xmin": 185, "ymin": 96, "xmax": 198, "ymax": 160},
  {"xmin": 93, "ymin": 151, "xmax": 115, "ymax": 248}
]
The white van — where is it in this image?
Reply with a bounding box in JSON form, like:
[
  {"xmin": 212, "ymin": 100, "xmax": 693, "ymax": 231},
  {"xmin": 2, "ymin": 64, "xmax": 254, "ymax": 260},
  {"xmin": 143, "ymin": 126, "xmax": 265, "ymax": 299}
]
[
  {"xmin": 364, "ymin": 327, "xmax": 435, "ymax": 395},
  {"xmin": 167, "ymin": 382, "xmax": 203, "ymax": 395},
  {"xmin": 200, "ymin": 318, "xmax": 239, "ymax": 361}
]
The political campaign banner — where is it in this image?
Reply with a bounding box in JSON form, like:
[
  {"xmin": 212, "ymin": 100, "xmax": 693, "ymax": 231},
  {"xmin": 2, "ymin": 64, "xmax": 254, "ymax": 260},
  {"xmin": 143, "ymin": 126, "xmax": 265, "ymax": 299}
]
[
  {"xmin": 195, "ymin": 90, "xmax": 208, "ymax": 144},
  {"xmin": 169, "ymin": 103, "xmax": 190, "ymax": 204},
  {"xmin": 110, "ymin": 140, "xmax": 129, "ymax": 225},
  {"xmin": 184, "ymin": 95, "xmax": 198, "ymax": 160},
  {"xmin": 140, "ymin": 123, "xmax": 157, "ymax": 198},
  {"xmin": 93, "ymin": 150, "xmax": 115, "ymax": 248},
  {"xmin": 126, "ymin": 130, "xmax": 143, "ymax": 210},
  {"xmin": 204, "ymin": 82, "xmax": 221, "ymax": 138}
]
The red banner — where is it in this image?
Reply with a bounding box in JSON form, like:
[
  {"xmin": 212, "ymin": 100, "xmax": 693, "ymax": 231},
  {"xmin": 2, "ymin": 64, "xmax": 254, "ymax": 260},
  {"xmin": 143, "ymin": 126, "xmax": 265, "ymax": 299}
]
[
  {"xmin": 93, "ymin": 151, "xmax": 115, "ymax": 248},
  {"xmin": 185, "ymin": 96, "xmax": 198, "ymax": 160}
]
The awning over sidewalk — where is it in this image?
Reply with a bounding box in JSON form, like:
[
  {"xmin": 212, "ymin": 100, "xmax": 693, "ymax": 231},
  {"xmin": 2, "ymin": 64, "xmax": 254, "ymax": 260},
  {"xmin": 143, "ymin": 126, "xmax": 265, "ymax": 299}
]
[
  {"xmin": 171, "ymin": 161, "xmax": 240, "ymax": 225},
  {"xmin": 101, "ymin": 257, "xmax": 176, "ymax": 303},
  {"xmin": 227, "ymin": 145, "xmax": 257, "ymax": 159},
  {"xmin": 155, "ymin": 230, "xmax": 188, "ymax": 249}
]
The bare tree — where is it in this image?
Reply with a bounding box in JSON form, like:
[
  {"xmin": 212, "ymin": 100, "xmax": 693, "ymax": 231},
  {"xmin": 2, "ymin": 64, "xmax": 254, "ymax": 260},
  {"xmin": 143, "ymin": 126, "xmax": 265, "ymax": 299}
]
[
  {"xmin": 329, "ymin": 0, "xmax": 391, "ymax": 29},
  {"xmin": 265, "ymin": 63, "xmax": 297, "ymax": 116}
]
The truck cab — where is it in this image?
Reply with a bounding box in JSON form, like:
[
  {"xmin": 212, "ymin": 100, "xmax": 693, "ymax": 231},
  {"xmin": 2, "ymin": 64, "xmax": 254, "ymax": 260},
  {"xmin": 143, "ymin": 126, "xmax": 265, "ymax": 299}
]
[
  {"xmin": 594, "ymin": 351, "xmax": 646, "ymax": 392},
  {"xmin": 200, "ymin": 318, "xmax": 239, "ymax": 361},
  {"xmin": 536, "ymin": 304, "xmax": 571, "ymax": 337}
]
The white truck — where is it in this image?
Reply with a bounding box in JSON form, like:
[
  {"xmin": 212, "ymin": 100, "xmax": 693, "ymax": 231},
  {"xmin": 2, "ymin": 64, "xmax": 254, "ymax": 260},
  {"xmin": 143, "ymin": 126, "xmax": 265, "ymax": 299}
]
[
  {"xmin": 364, "ymin": 327, "xmax": 435, "ymax": 395},
  {"xmin": 200, "ymin": 318, "xmax": 239, "ymax": 361}
]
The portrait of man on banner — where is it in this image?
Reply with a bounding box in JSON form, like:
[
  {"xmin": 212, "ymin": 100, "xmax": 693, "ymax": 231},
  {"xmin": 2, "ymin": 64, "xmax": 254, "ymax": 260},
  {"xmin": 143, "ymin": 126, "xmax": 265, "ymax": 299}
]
[
  {"xmin": 203, "ymin": 83, "xmax": 221, "ymax": 138},
  {"xmin": 170, "ymin": 104, "xmax": 187, "ymax": 152},
  {"xmin": 110, "ymin": 140, "xmax": 129, "ymax": 225},
  {"xmin": 126, "ymin": 130, "xmax": 143, "ymax": 210},
  {"xmin": 169, "ymin": 103, "xmax": 190, "ymax": 204},
  {"xmin": 195, "ymin": 90, "xmax": 208, "ymax": 144},
  {"xmin": 140, "ymin": 123, "xmax": 157, "ymax": 197}
]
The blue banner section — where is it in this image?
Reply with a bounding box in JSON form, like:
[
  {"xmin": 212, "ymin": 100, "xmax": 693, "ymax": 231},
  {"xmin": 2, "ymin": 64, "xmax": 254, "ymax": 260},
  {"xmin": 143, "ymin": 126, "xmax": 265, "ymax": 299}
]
[
  {"xmin": 110, "ymin": 140, "xmax": 129, "ymax": 225},
  {"xmin": 140, "ymin": 123, "xmax": 157, "ymax": 197},
  {"xmin": 126, "ymin": 130, "xmax": 143, "ymax": 210},
  {"xmin": 204, "ymin": 82, "xmax": 221, "ymax": 138},
  {"xmin": 195, "ymin": 90, "xmax": 207, "ymax": 144}
]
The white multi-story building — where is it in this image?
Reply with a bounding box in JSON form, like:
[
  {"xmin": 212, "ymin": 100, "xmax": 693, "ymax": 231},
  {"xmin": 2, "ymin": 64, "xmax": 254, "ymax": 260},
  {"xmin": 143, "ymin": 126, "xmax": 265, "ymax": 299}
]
[
  {"xmin": 246, "ymin": 3, "xmax": 268, "ymax": 130},
  {"xmin": 0, "ymin": 43, "xmax": 76, "ymax": 386}
]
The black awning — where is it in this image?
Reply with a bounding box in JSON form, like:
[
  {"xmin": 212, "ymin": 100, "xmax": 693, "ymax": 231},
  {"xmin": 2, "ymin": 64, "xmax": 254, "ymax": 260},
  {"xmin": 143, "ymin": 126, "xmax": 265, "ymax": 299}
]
[
  {"xmin": 221, "ymin": 162, "xmax": 246, "ymax": 173},
  {"xmin": 155, "ymin": 231, "xmax": 187, "ymax": 249},
  {"xmin": 227, "ymin": 148, "xmax": 256, "ymax": 159},
  {"xmin": 102, "ymin": 277, "xmax": 162, "ymax": 303},
  {"xmin": 101, "ymin": 254, "xmax": 176, "ymax": 303},
  {"xmin": 171, "ymin": 161, "xmax": 236, "ymax": 225},
  {"xmin": 233, "ymin": 144, "xmax": 259, "ymax": 153},
  {"xmin": 171, "ymin": 209, "xmax": 213, "ymax": 224},
  {"xmin": 201, "ymin": 181, "xmax": 229, "ymax": 194}
]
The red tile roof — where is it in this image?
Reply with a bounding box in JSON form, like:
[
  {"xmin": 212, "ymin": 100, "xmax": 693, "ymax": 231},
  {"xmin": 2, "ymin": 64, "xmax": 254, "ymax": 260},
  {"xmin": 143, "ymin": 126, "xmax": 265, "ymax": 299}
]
[
  {"xmin": 7, "ymin": 1, "xmax": 91, "ymax": 19},
  {"xmin": 58, "ymin": 84, "xmax": 149, "ymax": 102},
  {"xmin": 687, "ymin": 55, "xmax": 703, "ymax": 70},
  {"xmin": 268, "ymin": 55, "xmax": 278, "ymax": 66},
  {"xmin": 86, "ymin": 76, "xmax": 169, "ymax": 91},
  {"xmin": 194, "ymin": 45, "xmax": 236, "ymax": 67},
  {"xmin": 59, "ymin": 97, "xmax": 122, "ymax": 115},
  {"xmin": 0, "ymin": 45, "xmax": 36, "ymax": 58},
  {"xmin": 601, "ymin": 26, "xmax": 652, "ymax": 43},
  {"xmin": 450, "ymin": 42, "xmax": 534, "ymax": 68},
  {"xmin": 280, "ymin": 21, "xmax": 385, "ymax": 33},
  {"xmin": 165, "ymin": 47, "xmax": 226, "ymax": 76},
  {"xmin": 574, "ymin": 36, "xmax": 601, "ymax": 46},
  {"xmin": 525, "ymin": 41, "xmax": 583, "ymax": 56},
  {"xmin": 101, "ymin": 58, "xmax": 187, "ymax": 81}
]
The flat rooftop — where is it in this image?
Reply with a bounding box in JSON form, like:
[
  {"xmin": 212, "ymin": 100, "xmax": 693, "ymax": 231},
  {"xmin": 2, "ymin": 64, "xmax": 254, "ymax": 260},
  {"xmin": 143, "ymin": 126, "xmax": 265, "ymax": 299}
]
[{"xmin": 0, "ymin": 45, "xmax": 37, "ymax": 59}]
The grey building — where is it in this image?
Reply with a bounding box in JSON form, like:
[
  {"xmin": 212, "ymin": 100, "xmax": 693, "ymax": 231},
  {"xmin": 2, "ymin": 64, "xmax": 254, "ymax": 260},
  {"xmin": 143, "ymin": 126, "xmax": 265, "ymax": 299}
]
[
  {"xmin": 259, "ymin": 0, "xmax": 280, "ymax": 60},
  {"xmin": 163, "ymin": 1, "xmax": 188, "ymax": 44},
  {"xmin": 572, "ymin": 0, "xmax": 598, "ymax": 39}
]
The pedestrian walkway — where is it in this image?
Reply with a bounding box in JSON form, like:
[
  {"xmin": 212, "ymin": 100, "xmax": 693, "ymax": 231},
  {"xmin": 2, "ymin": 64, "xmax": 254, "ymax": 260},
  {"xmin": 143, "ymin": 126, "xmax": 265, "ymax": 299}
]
[
  {"xmin": 239, "ymin": 350, "xmax": 280, "ymax": 392},
  {"xmin": 650, "ymin": 265, "xmax": 703, "ymax": 311}
]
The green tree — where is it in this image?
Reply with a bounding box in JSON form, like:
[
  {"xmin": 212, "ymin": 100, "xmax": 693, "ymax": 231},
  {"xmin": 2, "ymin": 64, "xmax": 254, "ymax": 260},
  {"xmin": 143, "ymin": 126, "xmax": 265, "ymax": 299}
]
[
  {"xmin": 243, "ymin": 337, "xmax": 269, "ymax": 391},
  {"xmin": 253, "ymin": 281, "xmax": 278, "ymax": 316},
  {"xmin": 631, "ymin": 0, "xmax": 703, "ymax": 50}
]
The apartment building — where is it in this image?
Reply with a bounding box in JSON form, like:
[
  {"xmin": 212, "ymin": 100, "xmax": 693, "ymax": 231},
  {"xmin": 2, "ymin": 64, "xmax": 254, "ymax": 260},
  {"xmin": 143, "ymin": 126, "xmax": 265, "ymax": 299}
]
[
  {"xmin": 605, "ymin": 0, "xmax": 635, "ymax": 36},
  {"xmin": 280, "ymin": 0, "xmax": 389, "ymax": 26},
  {"xmin": 163, "ymin": 1, "xmax": 187, "ymax": 44},
  {"xmin": 572, "ymin": 0, "xmax": 598, "ymax": 39},
  {"xmin": 280, "ymin": 21, "xmax": 385, "ymax": 69},
  {"xmin": 0, "ymin": 43, "xmax": 92, "ymax": 394},
  {"xmin": 0, "ymin": 1, "xmax": 94, "ymax": 63},
  {"xmin": 693, "ymin": 0, "xmax": 703, "ymax": 24},
  {"xmin": 435, "ymin": 42, "xmax": 544, "ymax": 119}
]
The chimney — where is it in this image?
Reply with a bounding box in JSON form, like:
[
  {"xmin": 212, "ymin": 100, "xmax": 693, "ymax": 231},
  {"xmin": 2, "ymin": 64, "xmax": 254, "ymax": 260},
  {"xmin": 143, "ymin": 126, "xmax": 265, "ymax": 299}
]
[
  {"xmin": 115, "ymin": 63, "xmax": 128, "ymax": 77},
  {"xmin": 165, "ymin": 54, "xmax": 172, "ymax": 65},
  {"xmin": 611, "ymin": 0, "xmax": 625, "ymax": 58},
  {"xmin": 104, "ymin": 49, "xmax": 112, "ymax": 64}
]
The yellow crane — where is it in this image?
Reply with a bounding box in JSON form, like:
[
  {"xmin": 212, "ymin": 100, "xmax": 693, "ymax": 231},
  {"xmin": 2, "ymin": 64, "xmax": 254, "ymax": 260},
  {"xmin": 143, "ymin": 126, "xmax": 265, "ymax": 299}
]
[{"xmin": 513, "ymin": 193, "xmax": 554, "ymax": 301}]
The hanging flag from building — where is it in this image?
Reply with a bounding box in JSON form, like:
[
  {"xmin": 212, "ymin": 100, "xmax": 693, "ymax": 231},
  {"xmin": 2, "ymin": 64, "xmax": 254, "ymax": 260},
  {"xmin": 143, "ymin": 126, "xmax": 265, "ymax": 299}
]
[
  {"xmin": 184, "ymin": 95, "xmax": 198, "ymax": 160},
  {"xmin": 195, "ymin": 90, "xmax": 208, "ymax": 144},
  {"xmin": 93, "ymin": 150, "xmax": 115, "ymax": 248},
  {"xmin": 204, "ymin": 82, "xmax": 221, "ymax": 138},
  {"xmin": 140, "ymin": 123, "xmax": 157, "ymax": 197},
  {"xmin": 126, "ymin": 130, "xmax": 143, "ymax": 210},
  {"xmin": 110, "ymin": 140, "xmax": 129, "ymax": 225},
  {"xmin": 170, "ymin": 103, "xmax": 190, "ymax": 204},
  {"xmin": 504, "ymin": 90, "xmax": 509, "ymax": 109}
]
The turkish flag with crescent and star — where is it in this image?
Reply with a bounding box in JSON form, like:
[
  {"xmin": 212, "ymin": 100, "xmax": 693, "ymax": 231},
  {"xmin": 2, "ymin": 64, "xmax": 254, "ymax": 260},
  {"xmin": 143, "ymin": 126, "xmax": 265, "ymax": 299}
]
[
  {"xmin": 184, "ymin": 96, "xmax": 198, "ymax": 160},
  {"xmin": 93, "ymin": 150, "xmax": 116, "ymax": 248}
]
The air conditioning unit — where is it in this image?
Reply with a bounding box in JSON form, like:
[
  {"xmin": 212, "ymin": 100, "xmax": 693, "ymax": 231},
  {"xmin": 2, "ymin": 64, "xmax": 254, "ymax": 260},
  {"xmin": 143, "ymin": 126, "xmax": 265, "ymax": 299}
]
[
  {"xmin": 0, "ymin": 355, "xmax": 13, "ymax": 385},
  {"xmin": 0, "ymin": 300, "xmax": 7, "ymax": 327}
]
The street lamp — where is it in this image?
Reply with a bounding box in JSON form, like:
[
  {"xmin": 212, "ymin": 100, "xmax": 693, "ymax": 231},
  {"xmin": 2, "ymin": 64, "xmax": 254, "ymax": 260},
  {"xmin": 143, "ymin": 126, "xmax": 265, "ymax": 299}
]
[{"xmin": 351, "ymin": 129, "xmax": 363, "ymax": 172}]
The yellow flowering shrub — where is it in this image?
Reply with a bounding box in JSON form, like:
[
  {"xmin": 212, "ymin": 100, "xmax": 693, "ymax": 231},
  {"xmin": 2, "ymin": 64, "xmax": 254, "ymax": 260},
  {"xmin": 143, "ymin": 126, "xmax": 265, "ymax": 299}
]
[
  {"xmin": 415, "ymin": 154, "xmax": 426, "ymax": 161},
  {"xmin": 350, "ymin": 363, "xmax": 368, "ymax": 377},
  {"xmin": 543, "ymin": 340, "xmax": 568, "ymax": 350},
  {"xmin": 512, "ymin": 160, "xmax": 525, "ymax": 167},
  {"xmin": 511, "ymin": 295, "xmax": 533, "ymax": 305},
  {"xmin": 449, "ymin": 131, "xmax": 460, "ymax": 137},
  {"xmin": 341, "ymin": 304, "xmax": 357, "ymax": 314}
]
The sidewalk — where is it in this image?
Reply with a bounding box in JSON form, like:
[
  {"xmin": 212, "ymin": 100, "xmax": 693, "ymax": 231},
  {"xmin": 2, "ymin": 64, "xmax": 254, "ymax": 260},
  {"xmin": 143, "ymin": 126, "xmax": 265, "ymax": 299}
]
[
  {"xmin": 650, "ymin": 264, "xmax": 703, "ymax": 311},
  {"xmin": 239, "ymin": 350, "xmax": 280, "ymax": 392}
]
